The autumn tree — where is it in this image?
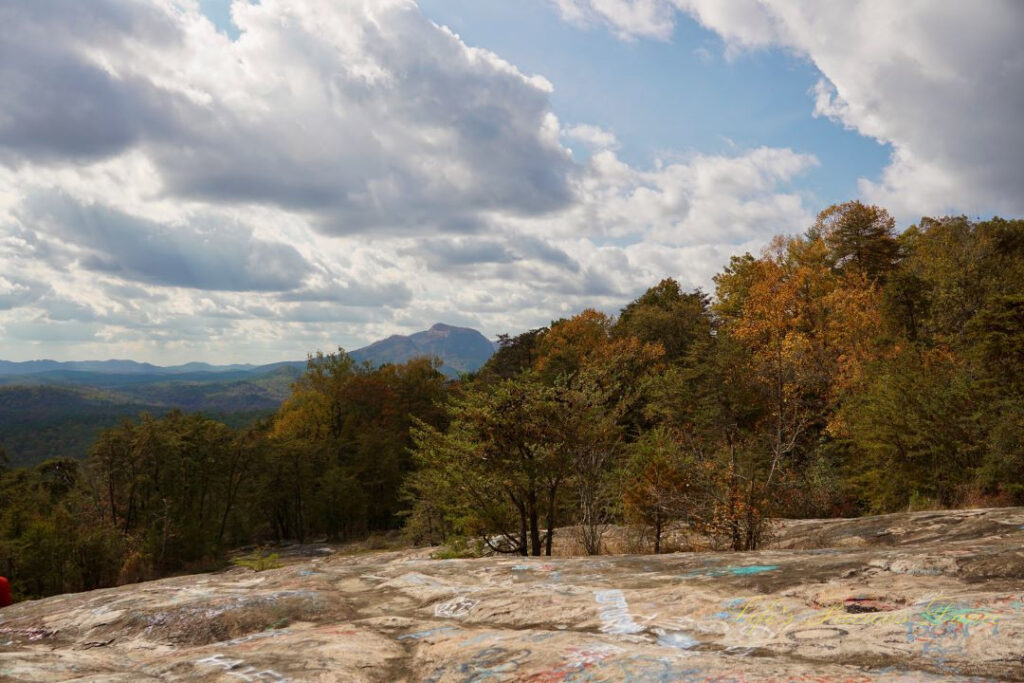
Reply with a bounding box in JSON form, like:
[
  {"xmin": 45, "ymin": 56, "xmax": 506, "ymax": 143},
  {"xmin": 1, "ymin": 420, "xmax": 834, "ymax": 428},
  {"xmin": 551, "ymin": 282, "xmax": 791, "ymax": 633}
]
[
  {"xmin": 407, "ymin": 375, "xmax": 560, "ymax": 556},
  {"xmin": 534, "ymin": 309, "xmax": 614, "ymax": 383},
  {"xmin": 699, "ymin": 231, "xmax": 889, "ymax": 532},
  {"xmin": 721, "ymin": 245, "xmax": 821, "ymax": 498},
  {"xmin": 556, "ymin": 336, "xmax": 665, "ymax": 554},
  {"xmin": 620, "ymin": 428, "xmax": 696, "ymax": 553},
  {"xmin": 270, "ymin": 352, "xmax": 449, "ymax": 540},
  {"xmin": 810, "ymin": 201, "xmax": 900, "ymax": 281},
  {"xmin": 615, "ymin": 279, "xmax": 711, "ymax": 363},
  {"xmin": 477, "ymin": 328, "xmax": 546, "ymax": 383}
]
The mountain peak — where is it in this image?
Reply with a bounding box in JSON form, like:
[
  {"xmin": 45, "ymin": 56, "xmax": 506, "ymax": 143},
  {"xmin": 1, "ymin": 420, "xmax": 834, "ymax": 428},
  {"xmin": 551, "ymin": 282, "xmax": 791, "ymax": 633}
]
[{"xmin": 349, "ymin": 324, "xmax": 495, "ymax": 377}]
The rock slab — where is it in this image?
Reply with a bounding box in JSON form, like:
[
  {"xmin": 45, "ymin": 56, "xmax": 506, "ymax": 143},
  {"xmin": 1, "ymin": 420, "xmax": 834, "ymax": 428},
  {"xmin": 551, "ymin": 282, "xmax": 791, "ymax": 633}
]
[{"xmin": 1, "ymin": 507, "xmax": 1023, "ymax": 681}]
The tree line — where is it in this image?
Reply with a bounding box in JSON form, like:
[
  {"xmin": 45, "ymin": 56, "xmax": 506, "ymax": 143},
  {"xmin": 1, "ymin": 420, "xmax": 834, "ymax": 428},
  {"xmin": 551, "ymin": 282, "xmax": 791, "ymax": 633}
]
[{"xmin": 1, "ymin": 203, "xmax": 1021, "ymax": 600}]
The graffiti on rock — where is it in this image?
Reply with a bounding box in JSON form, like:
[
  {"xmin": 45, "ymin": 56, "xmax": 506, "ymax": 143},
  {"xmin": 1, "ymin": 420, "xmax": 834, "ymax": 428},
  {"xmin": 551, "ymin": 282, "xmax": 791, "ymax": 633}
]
[
  {"xmin": 435, "ymin": 595, "xmax": 479, "ymax": 619},
  {"xmin": 195, "ymin": 653, "xmax": 291, "ymax": 682},
  {"xmin": 680, "ymin": 565, "xmax": 780, "ymax": 579},
  {"xmin": 594, "ymin": 589, "xmax": 644, "ymax": 635}
]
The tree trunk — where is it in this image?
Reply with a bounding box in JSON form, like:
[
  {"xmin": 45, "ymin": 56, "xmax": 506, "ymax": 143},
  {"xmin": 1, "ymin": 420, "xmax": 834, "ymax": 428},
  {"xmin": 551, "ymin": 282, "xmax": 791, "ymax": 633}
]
[
  {"xmin": 216, "ymin": 449, "xmax": 242, "ymax": 547},
  {"xmin": 293, "ymin": 453, "xmax": 305, "ymax": 543},
  {"xmin": 744, "ymin": 480, "xmax": 757, "ymax": 550},
  {"xmin": 159, "ymin": 498, "xmax": 170, "ymax": 569},
  {"xmin": 516, "ymin": 499, "xmax": 528, "ymax": 556},
  {"xmin": 729, "ymin": 441, "xmax": 741, "ymax": 551},
  {"xmin": 654, "ymin": 513, "xmax": 662, "ymax": 554},
  {"xmin": 528, "ymin": 490, "xmax": 541, "ymax": 556},
  {"xmin": 544, "ymin": 483, "xmax": 557, "ymax": 556},
  {"xmin": 107, "ymin": 474, "xmax": 118, "ymax": 526}
]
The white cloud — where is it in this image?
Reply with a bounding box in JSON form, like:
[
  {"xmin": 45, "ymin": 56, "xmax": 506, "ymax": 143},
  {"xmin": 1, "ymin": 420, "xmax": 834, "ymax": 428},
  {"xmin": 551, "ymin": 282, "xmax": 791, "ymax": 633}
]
[
  {"xmin": 0, "ymin": 275, "xmax": 51, "ymax": 311},
  {"xmin": 564, "ymin": 124, "xmax": 620, "ymax": 151},
  {"xmin": 0, "ymin": 0, "xmax": 822, "ymax": 363},
  {"xmin": 552, "ymin": 0, "xmax": 679, "ymax": 40},
  {"xmin": 18, "ymin": 190, "xmax": 312, "ymax": 292},
  {"xmin": 1, "ymin": 0, "xmax": 574, "ymax": 233},
  {"xmin": 544, "ymin": 146, "xmax": 817, "ymax": 245},
  {"xmin": 557, "ymin": 0, "xmax": 1024, "ymax": 220}
]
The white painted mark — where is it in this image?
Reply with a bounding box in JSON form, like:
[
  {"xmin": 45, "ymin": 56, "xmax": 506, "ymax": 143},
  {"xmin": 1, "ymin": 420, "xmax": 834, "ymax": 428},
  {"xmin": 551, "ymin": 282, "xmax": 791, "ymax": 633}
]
[
  {"xmin": 435, "ymin": 595, "xmax": 479, "ymax": 619},
  {"xmin": 594, "ymin": 590, "xmax": 644, "ymax": 635},
  {"xmin": 195, "ymin": 653, "xmax": 292, "ymax": 682}
]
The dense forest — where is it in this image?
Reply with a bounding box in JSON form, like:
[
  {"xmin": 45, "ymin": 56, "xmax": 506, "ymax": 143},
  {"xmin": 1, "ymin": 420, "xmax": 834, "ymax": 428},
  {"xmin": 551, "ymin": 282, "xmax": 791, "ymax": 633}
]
[
  {"xmin": 0, "ymin": 366, "xmax": 301, "ymax": 468},
  {"xmin": 2, "ymin": 202, "xmax": 1022, "ymax": 601}
]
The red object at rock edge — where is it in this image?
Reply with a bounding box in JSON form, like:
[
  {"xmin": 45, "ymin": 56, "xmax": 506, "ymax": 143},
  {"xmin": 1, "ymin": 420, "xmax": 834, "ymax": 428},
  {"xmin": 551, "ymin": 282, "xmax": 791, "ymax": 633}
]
[{"xmin": 0, "ymin": 576, "xmax": 11, "ymax": 607}]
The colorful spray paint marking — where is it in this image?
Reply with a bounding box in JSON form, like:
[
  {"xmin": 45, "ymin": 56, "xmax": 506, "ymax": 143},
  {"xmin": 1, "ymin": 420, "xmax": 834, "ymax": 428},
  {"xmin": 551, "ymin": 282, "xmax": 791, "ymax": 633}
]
[
  {"xmin": 594, "ymin": 589, "xmax": 644, "ymax": 635},
  {"xmin": 680, "ymin": 565, "xmax": 780, "ymax": 579},
  {"xmin": 915, "ymin": 598, "xmax": 1001, "ymax": 633},
  {"xmin": 900, "ymin": 597, "xmax": 1002, "ymax": 669}
]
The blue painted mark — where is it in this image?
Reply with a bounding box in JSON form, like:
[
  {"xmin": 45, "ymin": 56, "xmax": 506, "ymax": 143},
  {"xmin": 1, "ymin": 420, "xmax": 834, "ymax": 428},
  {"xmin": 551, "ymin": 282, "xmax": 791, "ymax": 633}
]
[
  {"xmin": 729, "ymin": 565, "xmax": 780, "ymax": 575},
  {"xmin": 680, "ymin": 564, "xmax": 780, "ymax": 579}
]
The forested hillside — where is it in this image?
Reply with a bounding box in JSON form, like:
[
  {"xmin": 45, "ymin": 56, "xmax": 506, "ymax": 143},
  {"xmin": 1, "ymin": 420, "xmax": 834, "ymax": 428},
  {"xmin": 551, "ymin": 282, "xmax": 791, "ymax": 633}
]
[
  {"xmin": 0, "ymin": 325, "xmax": 494, "ymax": 466},
  {"xmin": 0, "ymin": 367, "xmax": 299, "ymax": 467},
  {"xmin": 1, "ymin": 203, "xmax": 1021, "ymax": 602}
]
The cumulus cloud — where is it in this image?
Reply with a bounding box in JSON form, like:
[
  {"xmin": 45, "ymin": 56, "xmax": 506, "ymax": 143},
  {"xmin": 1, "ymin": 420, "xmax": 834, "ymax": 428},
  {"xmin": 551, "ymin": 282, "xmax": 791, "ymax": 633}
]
[
  {"xmin": 408, "ymin": 235, "xmax": 578, "ymax": 272},
  {"xmin": 0, "ymin": 276, "xmax": 51, "ymax": 311},
  {"xmin": 17, "ymin": 191, "xmax": 311, "ymax": 292},
  {"xmin": 0, "ymin": 0, "xmax": 188, "ymax": 163},
  {"xmin": 0, "ymin": 0, "xmax": 824, "ymax": 362},
  {"xmin": 556, "ymin": 0, "xmax": 1024, "ymax": 219},
  {"xmin": 564, "ymin": 124, "xmax": 620, "ymax": 151},
  {"xmin": 279, "ymin": 280, "xmax": 413, "ymax": 308},
  {"xmin": 0, "ymin": 0, "xmax": 573, "ymax": 233},
  {"xmin": 552, "ymin": 146, "xmax": 817, "ymax": 244}
]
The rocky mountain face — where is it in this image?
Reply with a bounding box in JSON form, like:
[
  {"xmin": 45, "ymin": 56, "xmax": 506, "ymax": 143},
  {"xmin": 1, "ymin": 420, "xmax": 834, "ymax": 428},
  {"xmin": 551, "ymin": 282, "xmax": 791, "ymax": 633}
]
[
  {"xmin": 348, "ymin": 323, "xmax": 497, "ymax": 378},
  {"xmin": 1, "ymin": 507, "xmax": 1022, "ymax": 681}
]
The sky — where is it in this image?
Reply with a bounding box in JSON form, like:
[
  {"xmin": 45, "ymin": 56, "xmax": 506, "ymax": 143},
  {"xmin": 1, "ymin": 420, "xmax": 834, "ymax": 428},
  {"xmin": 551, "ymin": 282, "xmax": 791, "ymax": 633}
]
[{"xmin": 0, "ymin": 0, "xmax": 1021, "ymax": 364}]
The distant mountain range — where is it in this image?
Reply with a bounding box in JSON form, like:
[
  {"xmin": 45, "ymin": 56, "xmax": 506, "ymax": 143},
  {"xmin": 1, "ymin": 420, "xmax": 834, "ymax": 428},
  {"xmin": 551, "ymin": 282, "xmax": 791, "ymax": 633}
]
[
  {"xmin": 0, "ymin": 359, "xmax": 279, "ymax": 376},
  {"xmin": 0, "ymin": 323, "xmax": 496, "ymax": 381},
  {"xmin": 0, "ymin": 324, "xmax": 497, "ymax": 467}
]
